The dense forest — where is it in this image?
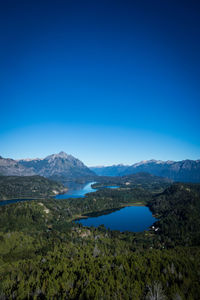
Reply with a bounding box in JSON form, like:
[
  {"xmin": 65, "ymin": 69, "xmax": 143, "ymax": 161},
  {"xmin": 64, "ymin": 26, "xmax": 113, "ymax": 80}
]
[
  {"xmin": 0, "ymin": 176, "xmax": 200, "ymax": 299},
  {"xmin": 0, "ymin": 176, "xmax": 66, "ymax": 200}
]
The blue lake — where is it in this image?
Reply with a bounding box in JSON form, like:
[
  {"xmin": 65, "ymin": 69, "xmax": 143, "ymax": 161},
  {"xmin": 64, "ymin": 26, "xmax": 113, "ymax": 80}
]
[
  {"xmin": 76, "ymin": 206, "xmax": 157, "ymax": 232},
  {"xmin": 55, "ymin": 181, "xmax": 97, "ymax": 199},
  {"xmin": 0, "ymin": 182, "xmax": 97, "ymax": 205},
  {"xmin": 0, "ymin": 182, "xmax": 116, "ymax": 205},
  {"xmin": 55, "ymin": 182, "xmax": 119, "ymax": 199},
  {"xmin": 0, "ymin": 181, "xmax": 156, "ymax": 232}
]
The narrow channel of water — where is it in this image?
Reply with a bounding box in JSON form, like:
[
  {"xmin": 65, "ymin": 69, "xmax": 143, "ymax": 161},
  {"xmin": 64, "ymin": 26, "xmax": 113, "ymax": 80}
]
[
  {"xmin": 0, "ymin": 182, "xmax": 97, "ymax": 205},
  {"xmin": 55, "ymin": 181, "xmax": 97, "ymax": 199}
]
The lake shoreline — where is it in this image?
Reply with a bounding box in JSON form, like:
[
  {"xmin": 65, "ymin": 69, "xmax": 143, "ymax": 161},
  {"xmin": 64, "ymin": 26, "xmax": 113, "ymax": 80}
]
[
  {"xmin": 76, "ymin": 205, "xmax": 157, "ymax": 232},
  {"xmin": 73, "ymin": 201, "xmax": 147, "ymax": 222}
]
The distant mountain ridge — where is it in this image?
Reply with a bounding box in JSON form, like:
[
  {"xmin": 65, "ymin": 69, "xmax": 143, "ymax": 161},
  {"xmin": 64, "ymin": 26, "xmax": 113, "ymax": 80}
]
[
  {"xmin": 90, "ymin": 159, "xmax": 200, "ymax": 183},
  {"xmin": 0, "ymin": 156, "xmax": 35, "ymax": 176},
  {"xmin": 1, "ymin": 153, "xmax": 200, "ymax": 183},
  {"xmin": 0, "ymin": 152, "xmax": 95, "ymax": 181},
  {"xmin": 90, "ymin": 164, "xmax": 129, "ymax": 176}
]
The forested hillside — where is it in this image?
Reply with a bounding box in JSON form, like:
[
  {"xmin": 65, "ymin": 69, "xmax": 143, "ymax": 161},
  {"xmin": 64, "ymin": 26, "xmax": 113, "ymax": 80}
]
[
  {"xmin": 0, "ymin": 176, "xmax": 66, "ymax": 200},
  {"xmin": 0, "ymin": 180, "xmax": 200, "ymax": 299}
]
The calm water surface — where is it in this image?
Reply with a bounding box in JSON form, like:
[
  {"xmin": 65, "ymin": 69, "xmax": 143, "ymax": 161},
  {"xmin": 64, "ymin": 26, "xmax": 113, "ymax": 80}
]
[
  {"xmin": 76, "ymin": 206, "xmax": 157, "ymax": 232},
  {"xmin": 0, "ymin": 182, "xmax": 109, "ymax": 205},
  {"xmin": 0, "ymin": 182, "xmax": 156, "ymax": 232},
  {"xmin": 55, "ymin": 182, "xmax": 97, "ymax": 199}
]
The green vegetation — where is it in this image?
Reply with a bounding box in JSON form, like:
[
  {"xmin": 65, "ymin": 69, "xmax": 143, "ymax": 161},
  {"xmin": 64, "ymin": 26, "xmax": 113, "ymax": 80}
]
[
  {"xmin": 0, "ymin": 176, "xmax": 200, "ymax": 299},
  {"xmin": 149, "ymin": 183, "xmax": 200, "ymax": 247},
  {"xmin": 0, "ymin": 176, "xmax": 66, "ymax": 200},
  {"xmin": 92, "ymin": 172, "xmax": 172, "ymax": 193}
]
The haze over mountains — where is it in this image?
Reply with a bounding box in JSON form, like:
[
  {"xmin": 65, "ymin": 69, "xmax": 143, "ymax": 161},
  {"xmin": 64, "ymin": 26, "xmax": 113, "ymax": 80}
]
[
  {"xmin": 0, "ymin": 152, "xmax": 200, "ymax": 183},
  {"xmin": 90, "ymin": 159, "xmax": 200, "ymax": 183}
]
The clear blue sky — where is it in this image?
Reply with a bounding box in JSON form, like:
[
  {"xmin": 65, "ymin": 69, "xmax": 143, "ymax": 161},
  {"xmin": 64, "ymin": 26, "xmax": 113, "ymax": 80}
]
[{"xmin": 0, "ymin": 0, "xmax": 200, "ymax": 166}]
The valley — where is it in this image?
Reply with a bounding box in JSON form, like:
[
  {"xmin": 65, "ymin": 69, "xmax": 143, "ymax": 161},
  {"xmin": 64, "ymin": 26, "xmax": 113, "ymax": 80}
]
[{"xmin": 0, "ymin": 153, "xmax": 200, "ymax": 299}]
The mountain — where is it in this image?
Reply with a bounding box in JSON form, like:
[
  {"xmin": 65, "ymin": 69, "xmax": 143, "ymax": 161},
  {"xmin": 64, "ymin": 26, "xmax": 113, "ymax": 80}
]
[
  {"xmin": 0, "ymin": 152, "xmax": 96, "ymax": 183},
  {"xmin": 2, "ymin": 153, "xmax": 200, "ymax": 183},
  {"xmin": 0, "ymin": 156, "xmax": 35, "ymax": 176},
  {"xmin": 91, "ymin": 159, "xmax": 200, "ymax": 183},
  {"xmin": 19, "ymin": 151, "xmax": 96, "ymax": 180}
]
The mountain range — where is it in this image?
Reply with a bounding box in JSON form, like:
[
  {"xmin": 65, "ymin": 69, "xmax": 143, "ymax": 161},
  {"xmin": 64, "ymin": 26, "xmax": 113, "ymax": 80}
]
[
  {"xmin": 0, "ymin": 152, "xmax": 95, "ymax": 182},
  {"xmin": 1, "ymin": 153, "xmax": 200, "ymax": 183},
  {"xmin": 90, "ymin": 159, "xmax": 200, "ymax": 183}
]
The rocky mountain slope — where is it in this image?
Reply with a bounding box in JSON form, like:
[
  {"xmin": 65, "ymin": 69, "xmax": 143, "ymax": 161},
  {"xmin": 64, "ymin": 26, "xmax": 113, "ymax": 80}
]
[
  {"xmin": 0, "ymin": 152, "xmax": 96, "ymax": 181},
  {"xmin": 19, "ymin": 152, "xmax": 95, "ymax": 178},
  {"xmin": 91, "ymin": 159, "xmax": 200, "ymax": 182},
  {"xmin": 0, "ymin": 156, "xmax": 35, "ymax": 176}
]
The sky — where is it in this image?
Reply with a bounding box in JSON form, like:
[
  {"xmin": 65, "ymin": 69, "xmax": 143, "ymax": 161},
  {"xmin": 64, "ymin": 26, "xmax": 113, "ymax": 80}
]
[{"xmin": 0, "ymin": 0, "xmax": 200, "ymax": 166}]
